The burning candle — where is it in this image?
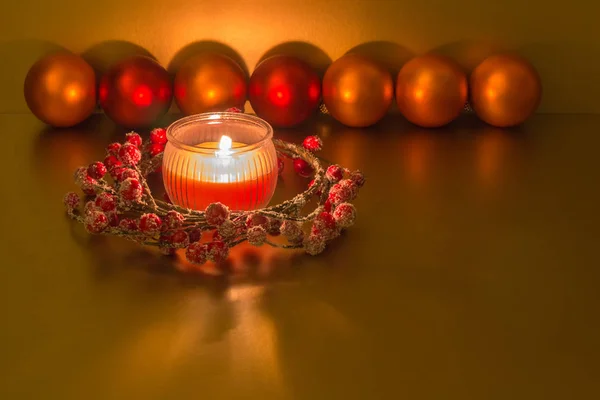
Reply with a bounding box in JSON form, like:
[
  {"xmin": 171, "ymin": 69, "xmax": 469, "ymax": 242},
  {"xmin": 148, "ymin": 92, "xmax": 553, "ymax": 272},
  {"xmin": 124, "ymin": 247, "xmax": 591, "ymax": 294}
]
[{"xmin": 163, "ymin": 112, "xmax": 279, "ymax": 211}]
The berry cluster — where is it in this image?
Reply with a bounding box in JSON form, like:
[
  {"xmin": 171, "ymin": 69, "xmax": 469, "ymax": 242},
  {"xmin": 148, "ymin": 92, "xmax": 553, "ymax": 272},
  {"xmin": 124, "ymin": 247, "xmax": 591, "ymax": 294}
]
[{"xmin": 64, "ymin": 110, "xmax": 365, "ymax": 272}]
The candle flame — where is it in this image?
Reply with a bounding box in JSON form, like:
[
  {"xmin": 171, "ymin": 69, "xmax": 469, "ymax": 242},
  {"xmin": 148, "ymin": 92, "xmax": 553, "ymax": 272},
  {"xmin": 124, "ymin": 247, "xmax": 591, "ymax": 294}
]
[{"xmin": 216, "ymin": 135, "xmax": 233, "ymax": 157}]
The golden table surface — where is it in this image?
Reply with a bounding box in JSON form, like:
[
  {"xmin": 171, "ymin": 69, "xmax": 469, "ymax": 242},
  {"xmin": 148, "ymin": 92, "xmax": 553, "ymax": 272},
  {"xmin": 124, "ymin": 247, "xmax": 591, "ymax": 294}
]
[{"xmin": 1, "ymin": 113, "xmax": 599, "ymax": 399}]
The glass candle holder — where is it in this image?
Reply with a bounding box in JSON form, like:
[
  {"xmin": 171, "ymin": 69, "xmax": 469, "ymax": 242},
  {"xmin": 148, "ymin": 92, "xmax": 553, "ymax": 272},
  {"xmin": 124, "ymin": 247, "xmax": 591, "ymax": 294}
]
[{"xmin": 163, "ymin": 112, "xmax": 278, "ymax": 211}]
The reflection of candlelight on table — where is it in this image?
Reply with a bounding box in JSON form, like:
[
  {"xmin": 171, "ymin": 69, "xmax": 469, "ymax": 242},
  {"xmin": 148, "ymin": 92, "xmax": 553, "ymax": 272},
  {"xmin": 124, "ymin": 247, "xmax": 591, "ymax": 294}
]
[{"xmin": 163, "ymin": 113, "xmax": 279, "ymax": 211}]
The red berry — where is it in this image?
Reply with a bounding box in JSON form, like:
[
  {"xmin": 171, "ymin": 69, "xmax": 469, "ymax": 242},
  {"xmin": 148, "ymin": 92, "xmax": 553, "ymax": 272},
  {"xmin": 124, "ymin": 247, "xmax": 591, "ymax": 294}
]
[
  {"xmin": 293, "ymin": 158, "xmax": 313, "ymax": 178},
  {"xmin": 323, "ymin": 199, "xmax": 332, "ymax": 212},
  {"xmin": 125, "ymin": 132, "xmax": 142, "ymax": 147},
  {"xmin": 188, "ymin": 228, "xmax": 202, "ymax": 243},
  {"xmin": 164, "ymin": 210, "xmax": 185, "ymax": 230},
  {"xmin": 170, "ymin": 230, "xmax": 190, "ymax": 248},
  {"xmin": 119, "ymin": 178, "xmax": 143, "ymax": 203},
  {"xmin": 349, "ymin": 170, "xmax": 365, "ymax": 188},
  {"xmin": 85, "ymin": 211, "xmax": 109, "ymax": 234},
  {"xmin": 186, "ymin": 242, "xmax": 207, "ymax": 264},
  {"xmin": 313, "ymin": 211, "xmax": 338, "ymax": 240},
  {"xmin": 303, "ymin": 233, "xmax": 326, "ymax": 255},
  {"xmin": 80, "ymin": 175, "xmax": 98, "ymax": 196},
  {"xmin": 326, "ymin": 164, "xmax": 344, "ymax": 183},
  {"xmin": 267, "ymin": 218, "xmax": 282, "ymax": 236},
  {"xmin": 302, "ymin": 135, "xmax": 323, "ymax": 152},
  {"xmin": 150, "ymin": 128, "xmax": 168, "ymax": 145},
  {"xmin": 104, "ymin": 155, "xmax": 122, "ymax": 172},
  {"xmin": 149, "ymin": 143, "xmax": 164, "ymax": 157},
  {"xmin": 118, "ymin": 143, "xmax": 142, "ymax": 166},
  {"xmin": 225, "ymin": 107, "xmax": 242, "ymax": 113},
  {"xmin": 247, "ymin": 226, "xmax": 267, "ymax": 246},
  {"xmin": 281, "ymin": 220, "xmax": 304, "ymax": 243},
  {"xmin": 87, "ymin": 162, "xmax": 107, "ymax": 180},
  {"xmin": 73, "ymin": 167, "xmax": 88, "ymax": 186},
  {"xmin": 63, "ymin": 192, "xmax": 80, "ymax": 211},
  {"xmin": 333, "ymin": 203, "xmax": 356, "ymax": 228},
  {"xmin": 328, "ymin": 182, "xmax": 352, "ymax": 206},
  {"xmin": 106, "ymin": 142, "xmax": 122, "ymax": 156},
  {"xmin": 115, "ymin": 168, "xmax": 138, "ymax": 182},
  {"xmin": 95, "ymin": 192, "xmax": 116, "ymax": 212},
  {"xmin": 246, "ymin": 213, "xmax": 268, "ymax": 228},
  {"xmin": 139, "ymin": 213, "xmax": 162, "ymax": 235},
  {"xmin": 206, "ymin": 241, "xmax": 229, "ymax": 263},
  {"xmin": 277, "ymin": 157, "xmax": 284, "ymax": 175},
  {"xmin": 339, "ymin": 179, "xmax": 358, "ymax": 200},
  {"xmin": 205, "ymin": 202, "xmax": 230, "ymax": 226},
  {"xmin": 119, "ymin": 218, "xmax": 138, "ymax": 231}
]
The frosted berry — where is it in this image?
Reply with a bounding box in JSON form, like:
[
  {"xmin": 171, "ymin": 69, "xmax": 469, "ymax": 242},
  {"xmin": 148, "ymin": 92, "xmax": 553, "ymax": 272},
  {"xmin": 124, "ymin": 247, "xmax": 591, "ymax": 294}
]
[
  {"xmin": 281, "ymin": 220, "xmax": 304, "ymax": 243},
  {"xmin": 218, "ymin": 219, "xmax": 237, "ymax": 239},
  {"xmin": 87, "ymin": 162, "xmax": 107, "ymax": 180},
  {"xmin": 267, "ymin": 218, "xmax": 282, "ymax": 236},
  {"xmin": 160, "ymin": 247, "xmax": 176, "ymax": 256},
  {"xmin": 149, "ymin": 143, "xmax": 164, "ymax": 157},
  {"xmin": 125, "ymin": 132, "xmax": 142, "ymax": 147},
  {"xmin": 326, "ymin": 164, "xmax": 344, "ymax": 183},
  {"xmin": 188, "ymin": 228, "xmax": 202, "ymax": 243},
  {"xmin": 248, "ymin": 226, "xmax": 267, "ymax": 246},
  {"xmin": 206, "ymin": 241, "xmax": 229, "ymax": 263},
  {"xmin": 303, "ymin": 233, "xmax": 326, "ymax": 256},
  {"xmin": 277, "ymin": 157, "xmax": 284, "ymax": 175},
  {"xmin": 205, "ymin": 202, "xmax": 230, "ymax": 226},
  {"xmin": 328, "ymin": 182, "xmax": 352, "ymax": 206},
  {"xmin": 139, "ymin": 213, "xmax": 162, "ymax": 235},
  {"xmin": 323, "ymin": 199, "xmax": 332, "ymax": 213},
  {"xmin": 293, "ymin": 158, "xmax": 313, "ymax": 178},
  {"xmin": 119, "ymin": 218, "xmax": 138, "ymax": 231},
  {"xmin": 63, "ymin": 192, "xmax": 80, "ymax": 211},
  {"xmin": 313, "ymin": 211, "xmax": 339, "ymax": 240},
  {"xmin": 85, "ymin": 211, "xmax": 109, "ymax": 234},
  {"xmin": 106, "ymin": 142, "xmax": 121, "ymax": 156},
  {"xmin": 116, "ymin": 168, "xmax": 138, "ymax": 182},
  {"xmin": 84, "ymin": 200, "xmax": 99, "ymax": 215},
  {"xmin": 118, "ymin": 143, "xmax": 142, "ymax": 166},
  {"xmin": 246, "ymin": 213, "xmax": 268, "ymax": 228},
  {"xmin": 186, "ymin": 242, "xmax": 207, "ymax": 265},
  {"xmin": 349, "ymin": 170, "xmax": 365, "ymax": 188},
  {"xmin": 339, "ymin": 179, "xmax": 358, "ymax": 200},
  {"xmin": 169, "ymin": 230, "xmax": 190, "ymax": 248},
  {"xmin": 119, "ymin": 178, "xmax": 143, "ymax": 203},
  {"xmin": 333, "ymin": 203, "xmax": 356, "ymax": 228},
  {"xmin": 302, "ymin": 135, "xmax": 323, "ymax": 152},
  {"xmin": 164, "ymin": 210, "xmax": 185, "ymax": 230},
  {"xmin": 74, "ymin": 167, "xmax": 88, "ymax": 186},
  {"xmin": 103, "ymin": 155, "xmax": 122, "ymax": 172},
  {"xmin": 94, "ymin": 192, "xmax": 116, "ymax": 212},
  {"xmin": 150, "ymin": 128, "xmax": 168, "ymax": 145},
  {"xmin": 80, "ymin": 175, "xmax": 98, "ymax": 196}
]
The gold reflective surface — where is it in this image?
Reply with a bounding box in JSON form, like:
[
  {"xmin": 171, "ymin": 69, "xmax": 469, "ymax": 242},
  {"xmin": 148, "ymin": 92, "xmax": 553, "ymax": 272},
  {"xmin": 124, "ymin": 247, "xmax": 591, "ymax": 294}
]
[{"xmin": 1, "ymin": 113, "xmax": 599, "ymax": 399}]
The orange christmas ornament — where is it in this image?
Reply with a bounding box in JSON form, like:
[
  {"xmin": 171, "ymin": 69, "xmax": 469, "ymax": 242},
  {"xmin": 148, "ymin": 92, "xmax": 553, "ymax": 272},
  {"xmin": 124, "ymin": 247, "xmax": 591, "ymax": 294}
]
[
  {"xmin": 322, "ymin": 54, "xmax": 393, "ymax": 128},
  {"xmin": 470, "ymin": 54, "xmax": 542, "ymax": 127},
  {"xmin": 396, "ymin": 54, "xmax": 467, "ymax": 128},
  {"xmin": 24, "ymin": 52, "xmax": 96, "ymax": 128},
  {"xmin": 174, "ymin": 53, "xmax": 247, "ymax": 115},
  {"xmin": 99, "ymin": 56, "xmax": 172, "ymax": 128}
]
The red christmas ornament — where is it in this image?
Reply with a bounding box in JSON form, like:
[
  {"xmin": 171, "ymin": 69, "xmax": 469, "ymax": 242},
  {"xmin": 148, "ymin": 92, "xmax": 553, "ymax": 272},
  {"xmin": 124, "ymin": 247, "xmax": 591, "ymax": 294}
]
[
  {"xmin": 99, "ymin": 56, "xmax": 172, "ymax": 128},
  {"xmin": 249, "ymin": 55, "xmax": 321, "ymax": 127}
]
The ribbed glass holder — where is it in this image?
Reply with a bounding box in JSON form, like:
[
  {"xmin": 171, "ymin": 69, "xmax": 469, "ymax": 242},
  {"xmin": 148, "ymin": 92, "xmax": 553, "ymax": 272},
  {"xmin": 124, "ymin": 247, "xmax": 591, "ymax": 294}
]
[{"xmin": 163, "ymin": 112, "xmax": 278, "ymax": 211}]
